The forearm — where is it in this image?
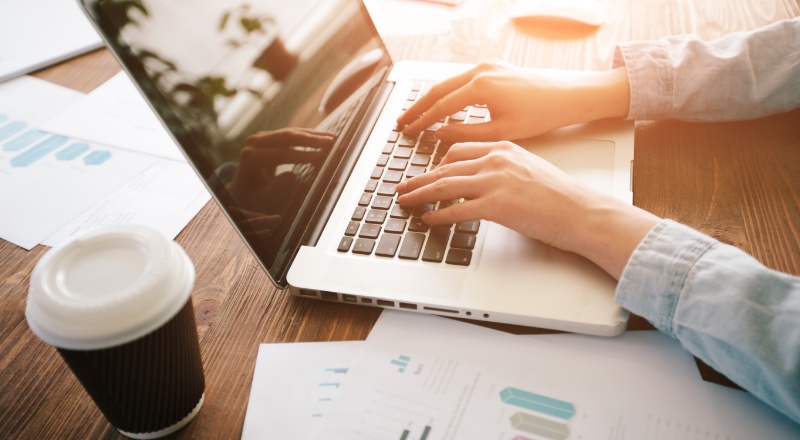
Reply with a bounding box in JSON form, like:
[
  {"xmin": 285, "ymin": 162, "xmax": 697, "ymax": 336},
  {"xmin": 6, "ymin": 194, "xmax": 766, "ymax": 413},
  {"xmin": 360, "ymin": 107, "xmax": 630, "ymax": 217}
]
[
  {"xmin": 617, "ymin": 220, "xmax": 800, "ymax": 424},
  {"xmin": 615, "ymin": 17, "xmax": 800, "ymax": 121}
]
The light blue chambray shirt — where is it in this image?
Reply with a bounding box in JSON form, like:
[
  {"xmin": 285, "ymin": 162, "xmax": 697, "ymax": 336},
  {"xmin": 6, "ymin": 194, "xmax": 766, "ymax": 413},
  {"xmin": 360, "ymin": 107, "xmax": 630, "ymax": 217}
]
[{"xmin": 612, "ymin": 17, "xmax": 800, "ymax": 426}]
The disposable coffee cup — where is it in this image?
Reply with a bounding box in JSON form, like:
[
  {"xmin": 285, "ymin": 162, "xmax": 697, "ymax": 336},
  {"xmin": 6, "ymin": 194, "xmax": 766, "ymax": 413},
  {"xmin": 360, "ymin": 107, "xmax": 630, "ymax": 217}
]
[{"xmin": 26, "ymin": 225, "xmax": 205, "ymax": 439}]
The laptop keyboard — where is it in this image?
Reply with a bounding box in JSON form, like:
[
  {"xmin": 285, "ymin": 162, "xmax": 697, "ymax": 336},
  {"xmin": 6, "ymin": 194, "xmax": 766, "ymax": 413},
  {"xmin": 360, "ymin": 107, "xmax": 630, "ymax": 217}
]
[{"xmin": 336, "ymin": 82, "xmax": 489, "ymax": 266}]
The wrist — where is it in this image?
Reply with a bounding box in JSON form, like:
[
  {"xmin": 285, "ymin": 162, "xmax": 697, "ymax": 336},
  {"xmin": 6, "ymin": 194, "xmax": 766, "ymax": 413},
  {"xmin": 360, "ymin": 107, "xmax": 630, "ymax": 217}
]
[
  {"xmin": 567, "ymin": 194, "xmax": 659, "ymax": 279},
  {"xmin": 570, "ymin": 67, "xmax": 631, "ymax": 122}
]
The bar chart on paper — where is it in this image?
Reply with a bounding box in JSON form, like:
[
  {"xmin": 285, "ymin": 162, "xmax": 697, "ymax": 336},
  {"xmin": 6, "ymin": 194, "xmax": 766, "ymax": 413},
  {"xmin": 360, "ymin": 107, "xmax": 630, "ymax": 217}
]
[{"xmin": 0, "ymin": 77, "xmax": 156, "ymax": 249}]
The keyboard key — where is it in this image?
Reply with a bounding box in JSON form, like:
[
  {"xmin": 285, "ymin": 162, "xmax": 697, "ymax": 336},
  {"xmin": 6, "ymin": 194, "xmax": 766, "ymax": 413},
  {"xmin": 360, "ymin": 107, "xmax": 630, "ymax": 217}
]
[
  {"xmin": 383, "ymin": 143, "xmax": 394, "ymax": 154},
  {"xmin": 365, "ymin": 179, "xmax": 378, "ymax": 192},
  {"xmin": 470, "ymin": 107, "xmax": 489, "ymax": 118},
  {"xmin": 358, "ymin": 193, "xmax": 372, "ymax": 206},
  {"xmin": 390, "ymin": 205, "xmax": 411, "ymax": 219},
  {"xmin": 410, "ymin": 154, "xmax": 431, "ymax": 167},
  {"xmin": 446, "ymin": 248, "xmax": 472, "ymax": 266},
  {"xmin": 383, "ymin": 170, "xmax": 403, "ymax": 183},
  {"xmin": 365, "ymin": 209, "xmax": 387, "ymax": 224},
  {"xmin": 411, "ymin": 82, "xmax": 422, "ymax": 92},
  {"xmin": 456, "ymin": 220, "xmax": 480, "ymax": 234},
  {"xmin": 358, "ymin": 224, "xmax": 381, "ymax": 239},
  {"xmin": 377, "ymin": 182, "xmax": 397, "ymax": 196},
  {"xmin": 468, "ymin": 116, "xmax": 484, "ymax": 124},
  {"xmin": 412, "ymin": 203, "xmax": 436, "ymax": 217},
  {"xmin": 385, "ymin": 218, "xmax": 407, "ymax": 234},
  {"xmin": 422, "ymin": 226, "xmax": 451, "ymax": 262},
  {"xmin": 398, "ymin": 233, "xmax": 426, "ymax": 260},
  {"xmin": 376, "ymin": 234, "xmax": 402, "ymax": 257},
  {"xmin": 352, "ymin": 206, "xmax": 366, "ymax": 221},
  {"xmin": 417, "ymin": 142, "xmax": 436, "ymax": 155},
  {"xmin": 345, "ymin": 221, "xmax": 360, "ymax": 236},
  {"xmin": 406, "ymin": 165, "xmax": 426, "ymax": 178},
  {"xmin": 337, "ymin": 236, "xmax": 353, "ymax": 252},
  {"xmin": 439, "ymin": 199, "xmax": 460, "ymax": 209},
  {"xmin": 352, "ymin": 238, "xmax": 376, "ymax": 255},
  {"xmin": 371, "ymin": 166, "xmax": 383, "ymax": 179},
  {"xmin": 372, "ymin": 196, "xmax": 393, "ymax": 210},
  {"xmin": 407, "ymin": 91, "xmax": 418, "ymax": 101},
  {"xmin": 426, "ymin": 122, "xmax": 443, "ymax": 131},
  {"xmin": 420, "ymin": 131, "xmax": 437, "ymax": 144},
  {"xmin": 376, "ymin": 154, "xmax": 390, "ymax": 166},
  {"xmin": 388, "ymin": 158, "xmax": 408, "ymax": 170},
  {"xmin": 450, "ymin": 232, "xmax": 476, "ymax": 249},
  {"xmin": 387, "ymin": 131, "xmax": 399, "ymax": 142},
  {"xmin": 393, "ymin": 146, "xmax": 413, "ymax": 158},
  {"xmin": 397, "ymin": 134, "xmax": 417, "ymax": 147},
  {"xmin": 449, "ymin": 111, "xmax": 467, "ymax": 121},
  {"xmin": 408, "ymin": 217, "xmax": 429, "ymax": 232}
]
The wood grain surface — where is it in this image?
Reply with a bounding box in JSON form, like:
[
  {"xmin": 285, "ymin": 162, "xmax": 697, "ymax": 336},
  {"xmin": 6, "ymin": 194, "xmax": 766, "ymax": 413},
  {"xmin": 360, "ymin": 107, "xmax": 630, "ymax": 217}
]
[{"xmin": 1, "ymin": 0, "xmax": 798, "ymax": 438}]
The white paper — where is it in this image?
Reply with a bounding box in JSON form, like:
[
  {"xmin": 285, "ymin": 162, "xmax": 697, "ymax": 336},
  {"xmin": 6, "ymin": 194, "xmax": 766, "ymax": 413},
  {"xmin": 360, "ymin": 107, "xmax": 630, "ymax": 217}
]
[
  {"xmin": 312, "ymin": 311, "xmax": 755, "ymax": 439},
  {"xmin": 0, "ymin": 0, "xmax": 103, "ymax": 82},
  {"xmin": 41, "ymin": 72, "xmax": 184, "ymax": 161},
  {"xmin": 41, "ymin": 159, "xmax": 210, "ymax": 247},
  {"xmin": 242, "ymin": 341, "xmax": 364, "ymax": 440},
  {"xmin": 0, "ymin": 77, "xmax": 157, "ymax": 249}
]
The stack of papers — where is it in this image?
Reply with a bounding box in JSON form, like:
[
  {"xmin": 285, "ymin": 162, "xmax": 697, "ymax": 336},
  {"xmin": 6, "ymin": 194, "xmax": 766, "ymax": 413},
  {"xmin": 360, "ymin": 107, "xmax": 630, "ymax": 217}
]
[
  {"xmin": 0, "ymin": 0, "xmax": 104, "ymax": 82},
  {"xmin": 0, "ymin": 75, "xmax": 209, "ymax": 249},
  {"xmin": 243, "ymin": 311, "xmax": 799, "ymax": 439}
]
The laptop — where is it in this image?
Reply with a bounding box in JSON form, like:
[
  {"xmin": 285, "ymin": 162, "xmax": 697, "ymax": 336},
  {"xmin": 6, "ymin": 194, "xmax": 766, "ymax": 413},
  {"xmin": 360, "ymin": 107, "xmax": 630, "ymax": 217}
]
[{"xmin": 79, "ymin": 0, "xmax": 634, "ymax": 336}]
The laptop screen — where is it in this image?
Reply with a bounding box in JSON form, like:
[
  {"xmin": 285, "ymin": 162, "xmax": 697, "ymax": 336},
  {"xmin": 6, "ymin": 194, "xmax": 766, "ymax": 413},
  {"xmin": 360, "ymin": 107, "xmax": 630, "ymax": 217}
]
[{"xmin": 82, "ymin": 0, "xmax": 392, "ymax": 287}]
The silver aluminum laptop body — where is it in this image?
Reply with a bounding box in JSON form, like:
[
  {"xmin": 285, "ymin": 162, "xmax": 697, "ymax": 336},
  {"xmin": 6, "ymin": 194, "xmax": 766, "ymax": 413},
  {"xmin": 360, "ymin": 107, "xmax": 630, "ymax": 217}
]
[{"xmin": 80, "ymin": 0, "xmax": 632, "ymax": 336}]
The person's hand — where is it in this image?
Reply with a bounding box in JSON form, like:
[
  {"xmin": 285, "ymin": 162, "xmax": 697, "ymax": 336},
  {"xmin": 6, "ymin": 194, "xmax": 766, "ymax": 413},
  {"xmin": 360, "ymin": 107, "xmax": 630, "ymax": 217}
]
[
  {"xmin": 396, "ymin": 141, "xmax": 659, "ymax": 278},
  {"xmin": 397, "ymin": 60, "xmax": 631, "ymax": 143},
  {"xmin": 227, "ymin": 207, "xmax": 282, "ymax": 242}
]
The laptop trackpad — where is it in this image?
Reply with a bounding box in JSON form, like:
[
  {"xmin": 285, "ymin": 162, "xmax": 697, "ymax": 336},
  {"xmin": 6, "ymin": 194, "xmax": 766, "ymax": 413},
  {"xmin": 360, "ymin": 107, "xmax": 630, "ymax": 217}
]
[{"xmin": 523, "ymin": 137, "xmax": 616, "ymax": 194}]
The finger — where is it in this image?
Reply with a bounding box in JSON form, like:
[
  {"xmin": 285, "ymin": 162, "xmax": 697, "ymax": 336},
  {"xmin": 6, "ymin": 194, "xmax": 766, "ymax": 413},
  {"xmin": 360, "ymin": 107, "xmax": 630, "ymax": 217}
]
[
  {"xmin": 397, "ymin": 175, "xmax": 484, "ymax": 207},
  {"xmin": 421, "ymin": 198, "xmax": 484, "ymax": 226},
  {"xmin": 401, "ymin": 82, "xmax": 482, "ymax": 136},
  {"xmin": 434, "ymin": 119, "xmax": 510, "ymax": 144},
  {"xmin": 436, "ymin": 142, "xmax": 496, "ymax": 167},
  {"xmin": 396, "ymin": 64, "xmax": 487, "ymax": 127},
  {"xmin": 396, "ymin": 157, "xmax": 482, "ymax": 196}
]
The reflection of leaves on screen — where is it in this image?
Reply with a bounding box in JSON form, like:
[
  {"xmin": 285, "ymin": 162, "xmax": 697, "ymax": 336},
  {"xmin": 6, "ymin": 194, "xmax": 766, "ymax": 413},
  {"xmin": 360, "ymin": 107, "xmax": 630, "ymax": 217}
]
[{"xmin": 101, "ymin": 0, "xmax": 149, "ymax": 30}]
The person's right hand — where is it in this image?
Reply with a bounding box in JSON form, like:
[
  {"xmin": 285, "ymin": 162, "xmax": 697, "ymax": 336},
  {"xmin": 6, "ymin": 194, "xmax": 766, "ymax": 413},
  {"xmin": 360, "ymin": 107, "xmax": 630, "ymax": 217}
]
[{"xmin": 397, "ymin": 60, "xmax": 631, "ymax": 143}]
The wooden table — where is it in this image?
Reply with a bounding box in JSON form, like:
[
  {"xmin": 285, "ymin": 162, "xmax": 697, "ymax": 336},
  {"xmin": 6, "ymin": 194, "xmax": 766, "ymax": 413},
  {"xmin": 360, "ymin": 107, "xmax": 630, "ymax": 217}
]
[{"xmin": 2, "ymin": 0, "xmax": 798, "ymax": 438}]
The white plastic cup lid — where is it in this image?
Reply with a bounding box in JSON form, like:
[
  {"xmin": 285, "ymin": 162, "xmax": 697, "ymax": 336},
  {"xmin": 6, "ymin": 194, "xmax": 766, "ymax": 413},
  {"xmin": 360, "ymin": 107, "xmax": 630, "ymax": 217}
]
[{"xmin": 26, "ymin": 225, "xmax": 195, "ymax": 351}]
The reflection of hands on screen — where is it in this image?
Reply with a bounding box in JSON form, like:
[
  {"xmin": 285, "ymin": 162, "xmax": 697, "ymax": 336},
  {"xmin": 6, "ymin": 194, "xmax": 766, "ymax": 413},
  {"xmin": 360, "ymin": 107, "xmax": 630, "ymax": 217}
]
[
  {"xmin": 224, "ymin": 127, "xmax": 335, "ymax": 234},
  {"xmin": 227, "ymin": 207, "xmax": 283, "ymax": 242}
]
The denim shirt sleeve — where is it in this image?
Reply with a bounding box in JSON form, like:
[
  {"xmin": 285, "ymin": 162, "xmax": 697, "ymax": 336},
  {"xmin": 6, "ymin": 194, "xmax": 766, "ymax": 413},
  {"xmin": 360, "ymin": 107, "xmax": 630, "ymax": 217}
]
[
  {"xmin": 615, "ymin": 219, "xmax": 800, "ymax": 425},
  {"xmin": 612, "ymin": 17, "xmax": 800, "ymax": 121}
]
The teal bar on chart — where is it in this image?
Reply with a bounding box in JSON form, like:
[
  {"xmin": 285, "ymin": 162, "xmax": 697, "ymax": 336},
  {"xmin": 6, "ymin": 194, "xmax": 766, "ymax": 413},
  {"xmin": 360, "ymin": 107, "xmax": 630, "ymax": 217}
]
[
  {"xmin": 500, "ymin": 387, "xmax": 576, "ymax": 420},
  {"xmin": 83, "ymin": 150, "xmax": 112, "ymax": 165},
  {"xmin": 318, "ymin": 383, "xmax": 340, "ymax": 388},
  {"xmin": 510, "ymin": 412, "xmax": 570, "ymax": 440},
  {"xmin": 10, "ymin": 136, "xmax": 69, "ymax": 167},
  {"xmin": 399, "ymin": 429, "xmax": 410, "ymax": 440},
  {"xmin": 4, "ymin": 127, "xmax": 45, "ymax": 151},
  {"xmin": 0, "ymin": 120, "xmax": 26, "ymax": 142},
  {"xmin": 325, "ymin": 368, "xmax": 349, "ymax": 374},
  {"xmin": 56, "ymin": 143, "xmax": 89, "ymax": 160}
]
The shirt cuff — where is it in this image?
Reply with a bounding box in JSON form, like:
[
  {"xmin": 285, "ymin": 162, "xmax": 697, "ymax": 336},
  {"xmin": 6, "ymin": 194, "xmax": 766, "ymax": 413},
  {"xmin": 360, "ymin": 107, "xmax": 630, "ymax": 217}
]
[
  {"xmin": 614, "ymin": 219, "xmax": 717, "ymax": 337},
  {"xmin": 613, "ymin": 40, "xmax": 675, "ymax": 120}
]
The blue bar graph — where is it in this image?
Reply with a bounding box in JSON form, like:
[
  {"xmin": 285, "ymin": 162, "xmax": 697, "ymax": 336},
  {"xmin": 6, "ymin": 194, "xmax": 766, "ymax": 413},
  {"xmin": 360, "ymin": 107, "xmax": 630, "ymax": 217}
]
[
  {"xmin": 10, "ymin": 136, "xmax": 69, "ymax": 167},
  {"xmin": 500, "ymin": 387, "xmax": 576, "ymax": 420},
  {"xmin": 56, "ymin": 143, "xmax": 89, "ymax": 160},
  {"xmin": 391, "ymin": 355, "xmax": 411, "ymax": 372},
  {"xmin": 4, "ymin": 127, "xmax": 45, "ymax": 151},
  {"xmin": 84, "ymin": 150, "xmax": 112, "ymax": 165},
  {"xmin": 318, "ymin": 382, "xmax": 340, "ymax": 388},
  {"xmin": 0, "ymin": 120, "xmax": 27, "ymax": 142},
  {"xmin": 325, "ymin": 368, "xmax": 349, "ymax": 374}
]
